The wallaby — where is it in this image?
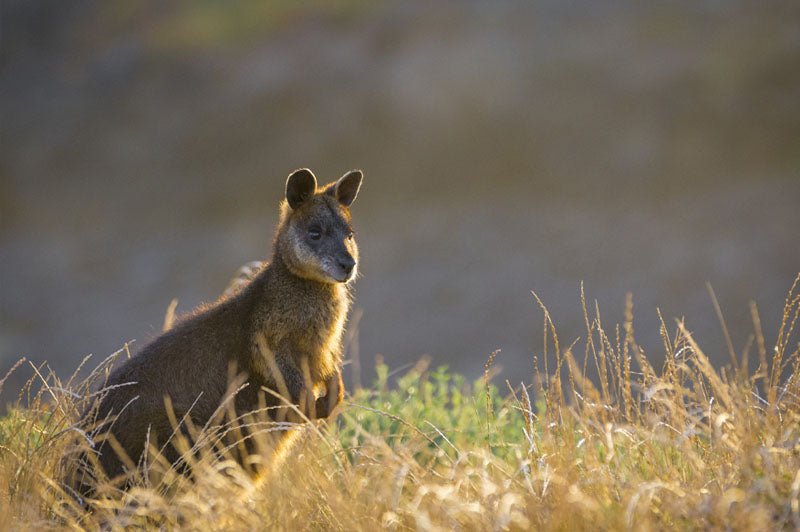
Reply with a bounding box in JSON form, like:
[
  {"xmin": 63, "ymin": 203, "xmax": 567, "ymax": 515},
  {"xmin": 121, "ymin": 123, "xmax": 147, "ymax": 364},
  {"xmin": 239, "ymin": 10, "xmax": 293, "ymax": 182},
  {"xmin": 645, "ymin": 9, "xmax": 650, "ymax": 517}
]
[{"xmin": 71, "ymin": 168, "xmax": 362, "ymax": 497}]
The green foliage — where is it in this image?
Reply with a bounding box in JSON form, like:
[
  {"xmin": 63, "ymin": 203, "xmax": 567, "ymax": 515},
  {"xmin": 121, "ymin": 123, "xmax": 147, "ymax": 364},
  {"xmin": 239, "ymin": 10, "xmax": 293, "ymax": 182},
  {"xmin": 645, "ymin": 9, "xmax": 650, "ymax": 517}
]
[
  {"xmin": 0, "ymin": 408, "xmax": 49, "ymax": 451},
  {"xmin": 339, "ymin": 363, "xmax": 528, "ymax": 464}
]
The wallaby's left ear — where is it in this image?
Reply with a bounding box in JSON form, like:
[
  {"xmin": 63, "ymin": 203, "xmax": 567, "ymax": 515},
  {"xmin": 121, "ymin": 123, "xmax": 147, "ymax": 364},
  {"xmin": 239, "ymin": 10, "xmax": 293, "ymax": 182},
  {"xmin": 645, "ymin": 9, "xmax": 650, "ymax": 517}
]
[
  {"xmin": 335, "ymin": 170, "xmax": 363, "ymax": 207},
  {"xmin": 286, "ymin": 168, "xmax": 318, "ymax": 209}
]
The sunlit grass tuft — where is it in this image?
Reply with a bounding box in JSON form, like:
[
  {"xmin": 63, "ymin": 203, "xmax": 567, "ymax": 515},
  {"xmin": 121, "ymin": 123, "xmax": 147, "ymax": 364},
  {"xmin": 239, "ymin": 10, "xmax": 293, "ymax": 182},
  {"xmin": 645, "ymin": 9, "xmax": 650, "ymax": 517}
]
[{"xmin": 2, "ymin": 274, "xmax": 799, "ymax": 530}]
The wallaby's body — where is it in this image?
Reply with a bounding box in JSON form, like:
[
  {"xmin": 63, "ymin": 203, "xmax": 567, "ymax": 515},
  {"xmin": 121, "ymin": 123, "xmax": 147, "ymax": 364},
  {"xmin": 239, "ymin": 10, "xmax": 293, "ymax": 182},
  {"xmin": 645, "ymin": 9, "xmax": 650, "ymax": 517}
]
[{"xmin": 76, "ymin": 169, "xmax": 362, "ymax": 491}]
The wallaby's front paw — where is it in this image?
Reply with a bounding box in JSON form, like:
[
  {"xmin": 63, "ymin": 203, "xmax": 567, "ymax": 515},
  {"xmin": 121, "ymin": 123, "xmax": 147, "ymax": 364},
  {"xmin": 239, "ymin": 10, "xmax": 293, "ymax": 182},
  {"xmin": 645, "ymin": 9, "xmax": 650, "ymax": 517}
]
[{"xmin": 315, "ymin": 370, "xmax": 344, "ymax": 419}]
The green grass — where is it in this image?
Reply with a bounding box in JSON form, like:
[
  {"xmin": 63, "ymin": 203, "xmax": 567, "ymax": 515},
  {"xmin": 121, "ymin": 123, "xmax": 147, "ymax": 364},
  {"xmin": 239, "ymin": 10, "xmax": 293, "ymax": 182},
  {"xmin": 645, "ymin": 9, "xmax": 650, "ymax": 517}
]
[{"xmin": 1, "ymin": 276, "xmax": 799, "ymax": 530}]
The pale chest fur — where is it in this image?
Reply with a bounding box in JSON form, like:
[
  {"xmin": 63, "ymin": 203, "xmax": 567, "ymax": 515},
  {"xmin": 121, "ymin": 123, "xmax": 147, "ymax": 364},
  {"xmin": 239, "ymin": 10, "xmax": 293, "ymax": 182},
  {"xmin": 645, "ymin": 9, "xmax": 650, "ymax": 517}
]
[{"xmin": 257, "ymin": 279, "xmax": 350, "ymax": 382}]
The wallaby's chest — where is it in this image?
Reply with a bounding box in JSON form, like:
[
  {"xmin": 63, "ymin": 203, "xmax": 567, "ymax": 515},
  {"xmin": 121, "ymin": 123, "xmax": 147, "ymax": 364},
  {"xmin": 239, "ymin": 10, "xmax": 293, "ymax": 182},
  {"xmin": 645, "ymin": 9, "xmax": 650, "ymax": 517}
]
[{"xmin": 258, "ymin": 279, "xmax": 349, "ymax": 376}]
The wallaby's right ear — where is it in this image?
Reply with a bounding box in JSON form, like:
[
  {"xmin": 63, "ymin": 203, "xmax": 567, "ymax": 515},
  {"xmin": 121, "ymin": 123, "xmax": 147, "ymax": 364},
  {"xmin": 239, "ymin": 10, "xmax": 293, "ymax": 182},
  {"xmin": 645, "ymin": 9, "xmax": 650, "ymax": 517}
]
[
  {"xmin": 285, "ymin": 168, "xmax": 317, "ymax": 209},
  {"xmin": 334, "ymin": 170, "xmax": 363, "ymax": 207}
]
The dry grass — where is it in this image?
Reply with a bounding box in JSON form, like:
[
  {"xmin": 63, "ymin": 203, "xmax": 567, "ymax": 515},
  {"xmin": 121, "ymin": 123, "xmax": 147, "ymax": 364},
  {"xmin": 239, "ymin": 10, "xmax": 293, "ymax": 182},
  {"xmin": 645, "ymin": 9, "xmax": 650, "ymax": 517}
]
[{"xmin": 1, "ymin": 274, "xmax": 799, "ymax": 530}]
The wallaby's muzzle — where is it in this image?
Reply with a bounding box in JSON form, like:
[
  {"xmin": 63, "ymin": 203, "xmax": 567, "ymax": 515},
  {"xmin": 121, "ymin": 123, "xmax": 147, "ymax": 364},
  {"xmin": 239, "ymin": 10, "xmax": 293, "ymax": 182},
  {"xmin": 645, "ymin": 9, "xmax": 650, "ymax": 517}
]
[{"xmin": 334, "ymin": 253, "xmax": 356, "ymax": 282}]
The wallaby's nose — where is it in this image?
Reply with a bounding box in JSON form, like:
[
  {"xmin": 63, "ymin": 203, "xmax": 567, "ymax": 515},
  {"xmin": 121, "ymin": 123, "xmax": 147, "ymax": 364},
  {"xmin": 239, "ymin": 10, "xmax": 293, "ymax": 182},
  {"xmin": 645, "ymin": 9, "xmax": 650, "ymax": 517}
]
[{"xmin": 337, "ymin": 256, "xmax": 356, "ymax": 276}]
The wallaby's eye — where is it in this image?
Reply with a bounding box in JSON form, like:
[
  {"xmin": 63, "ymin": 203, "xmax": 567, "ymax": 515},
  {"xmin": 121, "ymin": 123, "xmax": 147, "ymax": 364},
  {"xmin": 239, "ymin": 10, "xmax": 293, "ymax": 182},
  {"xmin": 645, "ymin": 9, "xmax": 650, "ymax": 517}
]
[
  {"xmin": 346, "ymin": 231, "xmax": 354, "ymax": 240},
  {"xmin": 308, "ymin": 226, "xmax": 322, "ymax": 241}
]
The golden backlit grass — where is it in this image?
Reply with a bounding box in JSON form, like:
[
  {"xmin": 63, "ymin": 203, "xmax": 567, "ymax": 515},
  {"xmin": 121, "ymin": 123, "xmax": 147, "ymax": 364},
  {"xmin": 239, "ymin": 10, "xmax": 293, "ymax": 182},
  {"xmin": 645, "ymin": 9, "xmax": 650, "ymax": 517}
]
[{"xmin": 1, "ymin": 275, "xmax": 799, "ymax": 530}]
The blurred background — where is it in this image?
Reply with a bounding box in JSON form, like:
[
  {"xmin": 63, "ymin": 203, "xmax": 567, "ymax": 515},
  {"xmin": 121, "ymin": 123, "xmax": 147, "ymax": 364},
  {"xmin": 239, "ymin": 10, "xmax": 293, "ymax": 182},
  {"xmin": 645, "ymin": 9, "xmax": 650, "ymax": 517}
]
[{"xmin": 1, "ymin": 1, "xmax": 799, "ymax": 402}]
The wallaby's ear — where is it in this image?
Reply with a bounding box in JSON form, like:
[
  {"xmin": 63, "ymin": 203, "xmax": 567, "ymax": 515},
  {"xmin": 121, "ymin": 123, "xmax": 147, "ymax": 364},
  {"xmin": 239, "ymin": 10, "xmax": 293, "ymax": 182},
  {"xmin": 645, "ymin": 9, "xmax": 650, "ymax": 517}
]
[
  {"xmin": 286, "ymin": 168, "xmax": 317, "ymax": 209},
  {"xmin": 334, "ymin": 170, "xmax": 363, "ymax": 207}
]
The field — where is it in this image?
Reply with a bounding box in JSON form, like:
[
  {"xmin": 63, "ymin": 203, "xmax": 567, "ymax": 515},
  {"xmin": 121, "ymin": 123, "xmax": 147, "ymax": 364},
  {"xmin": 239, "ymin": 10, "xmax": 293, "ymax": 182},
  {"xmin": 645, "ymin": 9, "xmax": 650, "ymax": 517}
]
[{"xmin": 1, "ymin": 276, "xmax": 799, "ymax": 531}]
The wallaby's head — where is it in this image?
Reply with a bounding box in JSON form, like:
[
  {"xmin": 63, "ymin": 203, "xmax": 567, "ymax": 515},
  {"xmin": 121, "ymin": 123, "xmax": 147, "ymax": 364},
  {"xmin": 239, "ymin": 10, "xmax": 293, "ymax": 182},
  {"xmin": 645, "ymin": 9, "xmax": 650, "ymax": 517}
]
[{"xmin": 277, "ymin": 168, "xmax": 363, "ymax": 284}]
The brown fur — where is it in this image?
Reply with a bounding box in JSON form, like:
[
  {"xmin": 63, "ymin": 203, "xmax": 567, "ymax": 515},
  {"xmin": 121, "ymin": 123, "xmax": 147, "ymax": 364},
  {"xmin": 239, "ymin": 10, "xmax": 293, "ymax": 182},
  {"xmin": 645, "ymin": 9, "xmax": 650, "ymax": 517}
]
[{"xmin": 72, "ymin": 169, "xmax": 362, "ymax": 495}]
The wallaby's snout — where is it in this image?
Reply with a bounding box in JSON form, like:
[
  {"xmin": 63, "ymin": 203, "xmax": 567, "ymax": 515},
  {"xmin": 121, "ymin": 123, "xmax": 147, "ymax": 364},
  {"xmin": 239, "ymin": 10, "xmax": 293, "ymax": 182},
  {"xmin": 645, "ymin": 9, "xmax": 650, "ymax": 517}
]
[{"xmin": 335, "ymin": 252, "xmax": 356, "ymax": 282}]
